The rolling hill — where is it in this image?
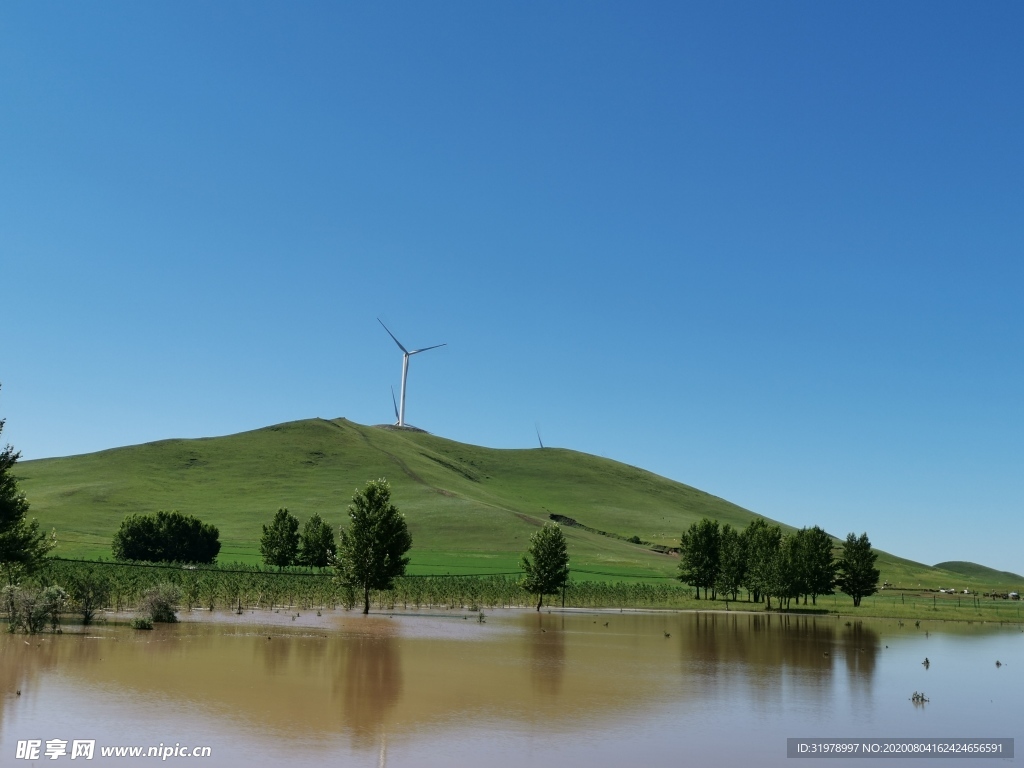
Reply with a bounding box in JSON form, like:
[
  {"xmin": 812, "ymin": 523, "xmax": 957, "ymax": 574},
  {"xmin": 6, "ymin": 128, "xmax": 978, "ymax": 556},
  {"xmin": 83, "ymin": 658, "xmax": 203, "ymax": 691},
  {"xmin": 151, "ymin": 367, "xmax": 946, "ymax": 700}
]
[
  {"xmin": 933, "ymin": 561, "xmax": 1022, "ymax": 584},
  {"xmin": 13, "ymin": 417, "xmax": 1017, "ymax": 588}
]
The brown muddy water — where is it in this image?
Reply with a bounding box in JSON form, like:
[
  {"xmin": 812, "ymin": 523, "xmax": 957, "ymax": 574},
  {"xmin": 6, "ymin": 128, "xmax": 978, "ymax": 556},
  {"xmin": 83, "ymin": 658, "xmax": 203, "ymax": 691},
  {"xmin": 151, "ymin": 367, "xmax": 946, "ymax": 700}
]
[{"xmin": 1, "ymin": 609, "xmax": 1021, "ymax": 767}]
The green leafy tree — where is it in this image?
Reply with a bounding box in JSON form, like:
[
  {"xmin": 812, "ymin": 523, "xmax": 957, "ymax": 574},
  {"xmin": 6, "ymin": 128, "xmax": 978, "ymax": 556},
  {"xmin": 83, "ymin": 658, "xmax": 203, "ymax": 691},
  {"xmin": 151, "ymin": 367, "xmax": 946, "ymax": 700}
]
[
  {"xmin": 112, "ymin": 510, "xmax": 220, "ymax": 564},
  {"xmin": 800, "ymin": 526, "xmax": 837, "ymax": 605},
  {"xmin": 0, "ymin": 387, "xmax": 56, "ymax": 585},
  {"xmin": 769, "ymin": 533, "xmax": 803, "ymax": 610},
  {"xmin": 260, "ymin": 508, "xmax": 300, "ymax": 569},
  {"xmin": 742, "ymin": 518, "xmax": 782, "ymax": 607},
  {"xmin": 678, "ymin": 518, "xmax": 721, "ymax": 599},
  {"xmin": 715, "ymin": 523, "xmax": 747, "ymax": 601},
  {"xmin": 298, "ymin": 513, "xmax": 336, "ymax": 568},
  {"xmin": 836, "ymin": 532, "xmax": 880, "ymax": 607},
  {"xmin": 520, "ymin": 522, "xmax": 570, "ymax": 611},
  {"xmin": 335, "ymin": 479, "xmax": 412, "ymax": 614}
]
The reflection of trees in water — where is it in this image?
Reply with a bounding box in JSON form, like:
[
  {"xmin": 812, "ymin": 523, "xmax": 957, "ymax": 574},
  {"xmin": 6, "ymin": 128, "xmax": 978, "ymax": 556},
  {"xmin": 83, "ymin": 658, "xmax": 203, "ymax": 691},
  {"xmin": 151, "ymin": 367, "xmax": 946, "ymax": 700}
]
[
  {"xmin": 839, "ymin": 621, "xmax": 878, "ymax": 701},
  {"xmin": 336, "ymin": 635, "xmax": 403, "ymax": 749},
  {"xmin": 678, "ymin": 613, "xmax": 879, "ymax": 704},
  {"xmin": 529, "ymin": 614, "xmax": 566, "ymax": 696}
]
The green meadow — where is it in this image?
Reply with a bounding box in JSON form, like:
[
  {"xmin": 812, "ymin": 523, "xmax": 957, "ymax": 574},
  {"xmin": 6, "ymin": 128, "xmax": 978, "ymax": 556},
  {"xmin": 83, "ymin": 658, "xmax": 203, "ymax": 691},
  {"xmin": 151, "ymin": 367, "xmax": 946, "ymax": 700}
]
[{"xmin": 15, "ymin": 417, "xmax": 1022, "ymax": 593}]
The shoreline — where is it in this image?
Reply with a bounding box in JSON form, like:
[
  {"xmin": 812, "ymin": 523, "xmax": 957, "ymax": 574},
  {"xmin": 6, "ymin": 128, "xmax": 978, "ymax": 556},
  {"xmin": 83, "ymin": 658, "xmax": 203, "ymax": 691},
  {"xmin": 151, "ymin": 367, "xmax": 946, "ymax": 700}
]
[{"xmin": 48, "ymin": 601, "xmax": 1024, "ymax": 631}]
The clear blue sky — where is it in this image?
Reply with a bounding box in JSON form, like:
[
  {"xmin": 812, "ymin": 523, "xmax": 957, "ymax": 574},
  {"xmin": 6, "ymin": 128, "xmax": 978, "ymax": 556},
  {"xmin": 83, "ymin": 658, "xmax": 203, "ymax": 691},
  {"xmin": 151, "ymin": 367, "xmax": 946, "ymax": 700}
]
[{"xmin": 2, "ymin": 2, "xmax": 1021, "ymax": 575}]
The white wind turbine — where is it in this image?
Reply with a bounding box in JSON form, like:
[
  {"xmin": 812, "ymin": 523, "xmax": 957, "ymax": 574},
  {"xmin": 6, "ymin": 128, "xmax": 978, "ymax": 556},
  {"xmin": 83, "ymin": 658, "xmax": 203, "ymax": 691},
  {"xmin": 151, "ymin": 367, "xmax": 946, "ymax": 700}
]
[{"xmin": 378, "ymin": 318, "xmax": 446, "ymax": 427}]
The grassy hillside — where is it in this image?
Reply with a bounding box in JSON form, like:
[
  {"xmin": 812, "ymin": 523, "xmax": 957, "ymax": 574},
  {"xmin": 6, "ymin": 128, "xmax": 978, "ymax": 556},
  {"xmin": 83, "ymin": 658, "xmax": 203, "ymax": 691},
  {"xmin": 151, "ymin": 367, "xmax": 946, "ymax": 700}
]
[
  {"xmin": 933, "ymin": 561, "xmax": 1023, "ymax": 584},
  {"xmin": 13, "ymin": 418, "xmax": 1016, "ymax": 589}
]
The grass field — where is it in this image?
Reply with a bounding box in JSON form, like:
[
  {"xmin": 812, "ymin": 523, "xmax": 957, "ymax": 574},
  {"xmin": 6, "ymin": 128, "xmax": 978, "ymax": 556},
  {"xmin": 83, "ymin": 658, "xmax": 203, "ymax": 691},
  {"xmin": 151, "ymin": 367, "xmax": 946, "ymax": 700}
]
[{"xmin": 15, "ymin": 417, "xmax": 1022, "ymax": 593}]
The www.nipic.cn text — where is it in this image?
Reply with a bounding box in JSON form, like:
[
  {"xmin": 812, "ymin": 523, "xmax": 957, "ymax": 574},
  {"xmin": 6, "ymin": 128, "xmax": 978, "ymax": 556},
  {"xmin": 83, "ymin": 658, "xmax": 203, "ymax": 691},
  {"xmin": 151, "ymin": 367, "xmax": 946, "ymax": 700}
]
[{"xmin": 16, "ymin": 740, "xmax": 213, "ymax": 760}]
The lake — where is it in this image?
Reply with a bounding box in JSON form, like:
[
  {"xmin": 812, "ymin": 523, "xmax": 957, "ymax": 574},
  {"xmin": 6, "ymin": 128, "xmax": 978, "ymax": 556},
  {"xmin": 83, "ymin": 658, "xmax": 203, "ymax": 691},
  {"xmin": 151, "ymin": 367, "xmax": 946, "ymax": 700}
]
[{"xmin": 2, "ymin": 609, "xmax": 1020, "ymax": 766}]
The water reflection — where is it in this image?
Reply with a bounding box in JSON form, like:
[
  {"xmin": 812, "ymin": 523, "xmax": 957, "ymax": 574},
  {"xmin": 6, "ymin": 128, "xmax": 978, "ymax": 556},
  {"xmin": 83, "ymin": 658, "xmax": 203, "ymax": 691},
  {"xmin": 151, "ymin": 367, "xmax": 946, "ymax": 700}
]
[
  {"xmin": 677, "ymin": 612, "xmax": 881, "ymax": 707},
  {"xmin": 3, "ymin": 608, "xmax": 1011, "ymax": 768},
  {"xmin": 528, "ymin": 614, "xmax": 565, "ymax": 696},
  {"xmin": 337, "ymin": 634, "xmax": 402, "ymax": 748},
  {"xmin": 258, "ymin": 632, "xmax": 293, "ymax": 675}
]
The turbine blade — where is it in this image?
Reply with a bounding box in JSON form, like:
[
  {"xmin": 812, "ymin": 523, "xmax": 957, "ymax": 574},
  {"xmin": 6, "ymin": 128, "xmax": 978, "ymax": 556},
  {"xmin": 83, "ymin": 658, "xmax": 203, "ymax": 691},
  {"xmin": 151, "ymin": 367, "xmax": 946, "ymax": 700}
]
[
  {"xmin": 378, "ymin": 318, "xmax": 409, "ymax": 354},
  {"xmin": 391, "ymin": 386, "xmax": 400, "ymax": 421},
  {"xmin": 409, "ymin": 343, "xmax": 447, "ymax": 355},
  {"xmin": 535, "ymin": 422, "xmax": 544, "ymax": 449}
]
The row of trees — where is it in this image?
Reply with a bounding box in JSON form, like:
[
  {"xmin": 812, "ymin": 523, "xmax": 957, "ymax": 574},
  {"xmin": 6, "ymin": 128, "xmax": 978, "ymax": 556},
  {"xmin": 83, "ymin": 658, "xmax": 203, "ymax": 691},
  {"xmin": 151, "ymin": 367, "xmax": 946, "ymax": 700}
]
[
  {"xmin": 259, "ymin": 509, "xmax": 336, "ymax": 569},
  {"xmin": 678, "ymin": 518, "xmax": 880, "ymax": 608},
  {"xmin": 110, "ymin": 508, "xmax": 339, "ymax": 569},
  {"xmin": 114, "ymin": 482, "xmax": 411, "ymax": 615}
]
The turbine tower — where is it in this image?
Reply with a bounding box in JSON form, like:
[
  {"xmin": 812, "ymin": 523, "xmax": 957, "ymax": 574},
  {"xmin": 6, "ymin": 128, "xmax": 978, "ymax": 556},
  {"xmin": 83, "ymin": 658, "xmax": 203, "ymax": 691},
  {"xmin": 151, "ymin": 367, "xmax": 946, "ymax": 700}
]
[{"xmin": 378, "ymin": 318, "xmax": 446, "ymax": 427}]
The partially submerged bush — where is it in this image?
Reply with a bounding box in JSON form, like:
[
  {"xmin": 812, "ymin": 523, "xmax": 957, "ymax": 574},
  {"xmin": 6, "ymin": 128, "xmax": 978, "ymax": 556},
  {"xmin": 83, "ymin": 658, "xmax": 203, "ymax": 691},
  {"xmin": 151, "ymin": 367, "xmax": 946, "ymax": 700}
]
[
  {"xmin": 64, "ymin": 567, "xmax": 111, "ymax": 625},
  {"xmin": 140, "ymin": 582, "xmax": 180, "ymax": 623},
  {"xmin": 130, "ymin": 617, "xmax": 154, "ymax": 630},
  {"xmin": 3, "ymin": 584, "xmax": 67, "ymax": 634}
]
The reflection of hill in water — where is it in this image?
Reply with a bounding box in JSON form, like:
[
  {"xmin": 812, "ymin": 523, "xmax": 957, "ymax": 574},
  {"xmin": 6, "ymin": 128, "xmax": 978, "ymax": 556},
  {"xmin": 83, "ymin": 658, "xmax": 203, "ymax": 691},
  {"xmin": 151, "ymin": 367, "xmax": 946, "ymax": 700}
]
[{"xmin": 0, "ymin": 611, "xmax": 884, "ymax": 747}]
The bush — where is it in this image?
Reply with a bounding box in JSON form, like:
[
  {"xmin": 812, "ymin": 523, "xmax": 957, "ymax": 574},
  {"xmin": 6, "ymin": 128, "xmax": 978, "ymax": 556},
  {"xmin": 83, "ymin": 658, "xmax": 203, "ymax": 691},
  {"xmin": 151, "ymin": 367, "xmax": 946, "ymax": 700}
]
[
  {"xmin": 130, "ymin": 617, "xmax": 154, "ymax": 630},
  {"xmin": 140, "ymin": 582, "xmax": 180, "ymax": 623},
  {"xmin": 64, "ymin": 567, "xmax": 111, "ymax": 625},
  {"xmin": 3, "ymin": 584, "xmax": 67, "ymax": 633},
  {"xmin": 112, "ymin": 511, "xmax": 220, "ymax": 564}
]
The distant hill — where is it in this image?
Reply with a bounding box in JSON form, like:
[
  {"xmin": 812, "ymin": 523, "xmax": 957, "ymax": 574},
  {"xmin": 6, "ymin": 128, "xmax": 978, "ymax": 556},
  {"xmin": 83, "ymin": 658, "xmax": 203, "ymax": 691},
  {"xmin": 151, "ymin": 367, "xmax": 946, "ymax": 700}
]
[
  {"xmin": 12, "ymin": 417, "xmax": 1013, "ymax": 586},
  {"xmin": 933, "ymin": 561, "xmax": 1022, "ymax": 585}
]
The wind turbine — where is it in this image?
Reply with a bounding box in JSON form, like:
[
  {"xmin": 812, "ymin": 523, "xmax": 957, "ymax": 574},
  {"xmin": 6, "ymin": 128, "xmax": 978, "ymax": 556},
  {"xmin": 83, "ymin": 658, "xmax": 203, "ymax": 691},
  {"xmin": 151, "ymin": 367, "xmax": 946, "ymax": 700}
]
[{"xmin": 378, "ymin": 318, "xmax": 446, "ymax": 427}]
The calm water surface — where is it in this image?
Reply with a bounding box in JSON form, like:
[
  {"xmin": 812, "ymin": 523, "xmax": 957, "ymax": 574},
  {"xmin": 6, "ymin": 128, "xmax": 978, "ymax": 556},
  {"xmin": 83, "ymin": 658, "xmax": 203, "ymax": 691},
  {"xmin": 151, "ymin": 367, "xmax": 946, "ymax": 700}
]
[{"xmin": 1, "ymin": 609, "xmax": 1020, "ymax": 767}]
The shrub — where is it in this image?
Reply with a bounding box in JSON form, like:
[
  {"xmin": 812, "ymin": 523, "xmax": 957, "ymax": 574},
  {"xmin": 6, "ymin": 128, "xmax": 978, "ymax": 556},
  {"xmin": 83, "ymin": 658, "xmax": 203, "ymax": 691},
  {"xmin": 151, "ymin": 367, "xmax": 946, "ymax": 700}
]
[
  {"xmin": 3, "ymin": 584, "xmax": 67, "ymax": 633},
  {"xmin": 130, "ymin": 617, "xmax": 154, "ymax": 630},
  {"xmin": 140, "ymin": 582, "xmax": 180, "ymax": 623},
  {"xmin": 64, "ymin": 567, "xmax": 111, "ymax": 625},
  {"xmin": 112, "ymin": 511, "xmax": 220, "ymax": 564}
]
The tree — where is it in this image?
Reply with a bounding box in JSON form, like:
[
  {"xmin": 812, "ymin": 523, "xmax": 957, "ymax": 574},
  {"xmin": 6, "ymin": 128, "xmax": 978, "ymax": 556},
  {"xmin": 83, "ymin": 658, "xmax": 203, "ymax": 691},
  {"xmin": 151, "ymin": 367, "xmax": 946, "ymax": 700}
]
[
  {"xmin": 836, "ymin": 532, "xmax": 880, "ymax": 607},
  {"xmin": 769, "ymin": 533, "xmax": 803, "ymax": 610},
  {"xmin": 0, "ymin": 386, "xmax": 56, "ymax": 584},
  {"xmin": 715, "ymin": 523, "xmax": 747, "ymax": 601},
  {"xmin": 800, "ymin": 526, "xmax": 837, "ymax": 605},
  {"xmin": 260, "ymin": 509, "xmax": 300, "ymax": 569},
  {"xmin": 112, "ymin": 510, "xmax": 220, "ymax": 564},
  {"xmin": 742, "ymin": 518, "xmax": 782, "ymax": 606},
  {"xmin": 520, "ymin": 522, "xmax": 570, "ymax": 611},
  {"xmin": 335, "ymin": 479, "xmax": 412, "ymax": 614},
  {"xmin": 298, "ymin": 513, "xmax": 336, "ymax": 568},
  {"xmin": 677, "ymin": 518, "xmax": 721, "ymax": 599}
]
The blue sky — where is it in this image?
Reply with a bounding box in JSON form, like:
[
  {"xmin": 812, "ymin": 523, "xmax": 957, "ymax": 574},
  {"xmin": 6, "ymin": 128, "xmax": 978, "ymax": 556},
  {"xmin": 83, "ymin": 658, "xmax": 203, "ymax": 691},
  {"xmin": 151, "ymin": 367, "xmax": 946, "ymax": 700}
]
[{"xmin": 2, "ymin": 2, "xmax": 1021, "ymax": 574}]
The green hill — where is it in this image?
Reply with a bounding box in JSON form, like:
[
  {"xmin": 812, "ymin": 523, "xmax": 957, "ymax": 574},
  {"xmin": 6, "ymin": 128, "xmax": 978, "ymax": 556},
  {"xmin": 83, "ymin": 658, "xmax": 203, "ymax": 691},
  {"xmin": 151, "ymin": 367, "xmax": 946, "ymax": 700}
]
[
  {"xmin": 11, "ymin": 417, "xmax": 1012, "ymax": 588},
  {"xmin": 933, "ymin": 561, "xmax": 1022, "ymax": 585}
]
